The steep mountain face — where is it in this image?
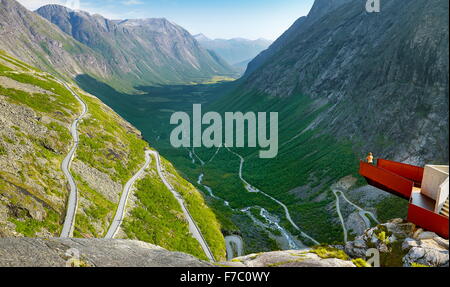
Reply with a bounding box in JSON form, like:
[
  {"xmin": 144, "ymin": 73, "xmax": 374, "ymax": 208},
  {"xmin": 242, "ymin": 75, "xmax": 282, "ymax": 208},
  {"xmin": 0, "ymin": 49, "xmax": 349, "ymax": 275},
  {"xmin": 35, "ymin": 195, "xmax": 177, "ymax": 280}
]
[
  {"xmin": 0, "ymin": 51, "xmax": 226, "ymax": 260},
  {"xmin": 173, "ymin": 0, "xmax": 449, "ymax": 246},
  {"xmin": 245, "ymin": 0, "xmax": 352, "ymax": 75},
  {"xmin": 0, "ymin": 0, "xmax": 236, "ymax": 92},
  {"xmin": 36, "ymin": 5, "xmax": 237, "ymax": 89},
  {"xmin": 194, "ymin": 34, "xmax": 272, "ymax": 72},
  {"xmin": 241, "ymin": 0, "xmax": 449, "ymax": 164}
]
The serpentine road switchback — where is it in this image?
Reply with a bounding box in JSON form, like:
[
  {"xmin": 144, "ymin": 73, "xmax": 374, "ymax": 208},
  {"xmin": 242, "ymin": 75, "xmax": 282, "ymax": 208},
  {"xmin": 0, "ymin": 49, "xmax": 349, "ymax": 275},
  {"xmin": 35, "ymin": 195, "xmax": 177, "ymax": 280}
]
[
  {"xmin": 333, "ymin": 187, "xmax": 380, "ymax": 243},
  {"xmin": 150, "ymin": 151, "xmax": 216, "ymax": 262},
  {"xmin": 55, "ymin": 79, "xmax": 214, "ymax": 260},
  {"xmin": 225, "ymin": 147, "xmax": 319, "ymax": 245},
  {"xmin": 105, "ymin": 150, "xmax": 153, "ymax": 239},
  {"xmin": 59, "ymin": 81, "xmax": 87, "ymax": 238}
]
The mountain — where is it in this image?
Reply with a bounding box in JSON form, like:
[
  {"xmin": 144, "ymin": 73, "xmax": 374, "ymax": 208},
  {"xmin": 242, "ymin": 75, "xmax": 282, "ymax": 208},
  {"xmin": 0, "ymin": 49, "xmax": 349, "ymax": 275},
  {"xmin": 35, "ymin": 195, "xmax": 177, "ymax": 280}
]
[
  {"xmin": 232, "ymin": 58, "xmax": 254, "ymax": 74},
  {"xmin": 36, "ymin": 5, "xmax": 237, "ymax": 90},
  {"xmin": 241, "ymin": 0, "xmax": 448, "ymax": 164},
  {"xmin": 194, "ymin": 34, "xmax": 272, "ymax": 73},
  {"xmin": 245, "ymin": 0, "xmax": 352, "ymax": 75},
  {"xmin": 0, "ymin": 0, "xmax": 236, "ymax": 93},
  {"xmin": 1, "ymin": 0, "xmax": 448, "ymax": 267},
  {"xmin": 0, "ymin": 0, "xmax": 108, "ymax": 80},
  {"xmin": 0, "ymin": 0, "xmax": 231, "ymax": 261},
  {"xmin": 161, "ymin": 0, "xmax": 448, "ymax": 246},
  {"xmin": 0, "ymin": 50, "xmax": 226, "ymax": 260}
]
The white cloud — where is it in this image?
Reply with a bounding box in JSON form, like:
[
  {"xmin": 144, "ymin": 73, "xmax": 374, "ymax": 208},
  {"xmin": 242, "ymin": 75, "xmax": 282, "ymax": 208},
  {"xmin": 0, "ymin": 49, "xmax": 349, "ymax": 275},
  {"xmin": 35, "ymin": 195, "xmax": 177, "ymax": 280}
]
[
  {"xmin": 16, "ymin": 0, "xmax": 123, "ymax": 19},
  {"xmin": 17, "ymin": 0, "xmax": 80, "ymax": 10}
]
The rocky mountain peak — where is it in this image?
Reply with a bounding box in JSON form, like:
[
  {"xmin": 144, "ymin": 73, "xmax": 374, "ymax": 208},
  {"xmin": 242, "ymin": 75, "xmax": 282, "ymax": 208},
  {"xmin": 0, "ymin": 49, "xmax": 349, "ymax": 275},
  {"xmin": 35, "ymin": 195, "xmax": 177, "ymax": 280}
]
[
  {"xmin": 307, "ymin": 0, "xmax": 353, "ymax": 21},
  {"xmin": 0, "ymin": 0, "xmax": 20, "ymax": 9},
  {"xmin": 35, "ymin": 4, "xmax": 72, "ymax": 13},
  {"xmin": 117, "ymin": 18, "xmax": 187, "ymax": 36},
  {"xmin": 194, "ymin": 33, "xmax": 211, "ymax": 42},
  {"xmin": 31, "ymin": 1, "xmax": 236, "ymax": 88}
]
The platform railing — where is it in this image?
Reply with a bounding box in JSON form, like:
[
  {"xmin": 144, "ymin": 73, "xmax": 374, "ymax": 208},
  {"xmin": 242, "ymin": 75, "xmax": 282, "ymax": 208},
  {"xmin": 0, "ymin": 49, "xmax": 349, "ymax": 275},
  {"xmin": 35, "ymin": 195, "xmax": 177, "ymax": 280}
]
[
  {"xmin": 359, "ymin": 161, "xmax": 415, "ymax": 199},
  {"xmin": 377, "ymin": 159, "xmax": 424, "ymax": 186}
]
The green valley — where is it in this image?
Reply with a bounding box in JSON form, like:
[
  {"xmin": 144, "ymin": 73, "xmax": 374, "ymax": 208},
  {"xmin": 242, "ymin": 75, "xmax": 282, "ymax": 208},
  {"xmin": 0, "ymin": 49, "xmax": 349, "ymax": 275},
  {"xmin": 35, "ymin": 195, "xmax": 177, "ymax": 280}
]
[{"xmin": 0, "ymin": 0, "xmax": 448, "ymax": 269}]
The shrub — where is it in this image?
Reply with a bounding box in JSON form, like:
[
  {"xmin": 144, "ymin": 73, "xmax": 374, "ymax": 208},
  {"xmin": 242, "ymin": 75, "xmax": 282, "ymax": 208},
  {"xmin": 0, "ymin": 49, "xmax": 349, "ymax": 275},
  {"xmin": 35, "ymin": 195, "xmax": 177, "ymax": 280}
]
[
  {"xmin": 311, "ymin": 246, "xmax": 350, "ymax": 261},
  {"xmin": 352, "ymin": 258, "xmax": 371, "ymax": 267},
  {"xmin": 0, "ymin": 144, "xmax": 6, "ymax": 156}
]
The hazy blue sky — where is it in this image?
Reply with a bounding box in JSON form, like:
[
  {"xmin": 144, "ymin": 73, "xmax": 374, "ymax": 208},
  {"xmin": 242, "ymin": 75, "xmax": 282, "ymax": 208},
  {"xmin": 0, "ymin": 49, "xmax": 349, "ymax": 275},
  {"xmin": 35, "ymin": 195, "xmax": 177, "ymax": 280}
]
[{"xmin": 18, "ymin": 0, "xmax": 315, "ymax": 40}]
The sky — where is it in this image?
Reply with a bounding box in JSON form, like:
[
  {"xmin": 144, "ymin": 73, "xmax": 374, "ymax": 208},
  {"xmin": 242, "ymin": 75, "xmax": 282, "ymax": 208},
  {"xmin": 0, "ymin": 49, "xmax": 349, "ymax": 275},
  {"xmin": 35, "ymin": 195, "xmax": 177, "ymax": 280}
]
[{"xmin": 17, "ymin": 0, "xmax": 315, "ymax": 40}]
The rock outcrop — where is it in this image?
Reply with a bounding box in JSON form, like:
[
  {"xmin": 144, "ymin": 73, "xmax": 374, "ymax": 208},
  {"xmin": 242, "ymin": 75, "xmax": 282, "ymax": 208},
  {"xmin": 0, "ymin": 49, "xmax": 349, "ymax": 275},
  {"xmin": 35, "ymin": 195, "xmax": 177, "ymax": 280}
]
[
  {"xmin": 344, "ymin": 219, "xmax": 449, "ymax": 267},
  {"xmin": 0, "ymin": 220, "xmax": 447, "ymax": 267},
  {"xmin": 0, "ymin": 238, "xmax": 356, "ymax": 267},
  {"xmin": 220, "ymin": 249, "xmax": 357, "ymax": 267},
  {"xmin": 0, "ymin": 238, "xmax": 212, "ymax": 267}
]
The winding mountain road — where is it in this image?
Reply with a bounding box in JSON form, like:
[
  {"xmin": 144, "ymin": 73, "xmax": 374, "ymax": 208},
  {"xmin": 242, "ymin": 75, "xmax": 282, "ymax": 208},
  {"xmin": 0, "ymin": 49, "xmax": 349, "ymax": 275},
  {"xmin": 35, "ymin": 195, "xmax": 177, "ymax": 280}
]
[
  {"xmin": 105, "ymin": 150, "xmax": 153, "ymax": 239},
  {"xmin": 150, "ymin": 150, "xmax": 216, "ymax": 262},
  {"xmin": 333, "ymin": 190, "xmax": 348, "ymax": 242},
  {"xmin": 225, "ymin": 235, "xmax": 244, "ymax": 260},
  {"xmin": 59, "ymin": 81, "xmax": 88, "ymax": 238},
  {"xmin": 332, "ymin": 188, "xmax": 380, "ymax": 242},
  {"xmin": 225, "ymin": 147, "xmax": 319, "ymax": 245},
  {"xmin": 54, "ymin": 80, "xmax": 215, "ymax": 261}
]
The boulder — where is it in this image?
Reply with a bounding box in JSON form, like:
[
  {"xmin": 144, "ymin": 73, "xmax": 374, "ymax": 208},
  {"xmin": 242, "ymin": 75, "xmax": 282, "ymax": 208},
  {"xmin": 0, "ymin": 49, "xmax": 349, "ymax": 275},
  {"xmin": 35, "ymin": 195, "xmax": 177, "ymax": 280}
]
[
  {"xmin": 0, "ymin": 238, "xmax": 212, "ymax": 267},
  {"xmin": 343, "ymin": 218, "xmax": 449, "ymax": 267},
  {"xmin": 220, "ymin": 249, "xmax": 356, "ymax": 268}
]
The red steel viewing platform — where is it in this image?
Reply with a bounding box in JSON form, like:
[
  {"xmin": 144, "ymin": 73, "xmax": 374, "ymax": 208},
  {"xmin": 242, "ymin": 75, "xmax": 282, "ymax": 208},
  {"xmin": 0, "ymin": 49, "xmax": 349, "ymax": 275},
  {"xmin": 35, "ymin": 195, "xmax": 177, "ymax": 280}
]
[{"xmin": 360, "ymin": 159, "xmax": 449, "ymax": 239}]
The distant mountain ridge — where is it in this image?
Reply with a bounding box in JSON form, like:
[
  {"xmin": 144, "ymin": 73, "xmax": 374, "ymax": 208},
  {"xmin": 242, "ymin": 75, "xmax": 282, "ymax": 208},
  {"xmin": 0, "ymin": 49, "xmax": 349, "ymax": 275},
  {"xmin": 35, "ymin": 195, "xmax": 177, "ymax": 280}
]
[
  {"xmin": 194, "ymin": 34, "xmax": 272, "ymax": 73},
  {"xmin": 0, "ymin": 0, "xmax": 108, "ymax": 80},
  {"xmin": 0, "ymin": 0, "xmax": 236, "ymax": 92},
  {"xmin": 36, "ymin": 4, "xmax": 237, "ymax": 90}
]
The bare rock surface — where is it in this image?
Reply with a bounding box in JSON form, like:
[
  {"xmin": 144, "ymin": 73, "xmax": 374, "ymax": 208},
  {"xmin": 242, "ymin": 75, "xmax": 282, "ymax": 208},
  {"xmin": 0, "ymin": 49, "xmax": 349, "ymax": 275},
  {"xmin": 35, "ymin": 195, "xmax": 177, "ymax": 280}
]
[
  {"xmin": 344, "ymin": 219, "xmax": 449, "ymax": 267},
  {"xmin": 72, "ymin": 160, "xmax": 122, "ymax": 204},
  {"xmin": 0, "ymin": 238, "xmax": 212, "ymax": 267},
  {"xmin": 220, "ymin": 250, "xmax": 356, "ymax": 267},
  {"xmin": 1, "ymin": 220, "xmax": 447, "ymax": 267},
  {"xmin": 244, "ymin": 0, "xmax": 449, "ymax": 164}
]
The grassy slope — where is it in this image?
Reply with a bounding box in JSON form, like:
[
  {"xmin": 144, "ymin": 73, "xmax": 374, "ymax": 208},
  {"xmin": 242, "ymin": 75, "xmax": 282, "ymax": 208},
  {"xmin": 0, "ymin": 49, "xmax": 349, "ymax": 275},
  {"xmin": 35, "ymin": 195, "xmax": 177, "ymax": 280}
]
[
  {"xmin": 71, "ymin": 88, "xmax": 226, "ymax": 260},
  {"xmin": 0, "ymin": 51, "xmax": 226, "ymax": 260},
  {"xmin": 0, "ymin": 50, "xmax": 78, "ymax": 236},
  {"xmin": 122, "ymin": 160, "xmax": 208, "ymax": 260},
  {"xmin": 162, "ymin": 157, "xmax": 226, "ymax": 260},
  {"xmin": 70, "ymin": 87, "xmax": 147, "ymax": 238}
]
